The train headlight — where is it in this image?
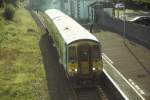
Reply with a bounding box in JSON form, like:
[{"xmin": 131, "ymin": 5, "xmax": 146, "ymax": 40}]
[
  {"xmin": 92, "ymin": 67, "xmax": 96, "ymax": 71},
  {"xmin": 75, "ymin": 68, "xmax": 78, "ymax": 72}
]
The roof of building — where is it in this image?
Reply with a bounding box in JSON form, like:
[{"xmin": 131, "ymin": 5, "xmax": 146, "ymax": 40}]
[
  {"xmin": 88, "ymin": 0, "xmax": 113, "ymax": 8},
  {"xmin": 45, "ymin": 9, "xmax": 99, "ymax": 45}
]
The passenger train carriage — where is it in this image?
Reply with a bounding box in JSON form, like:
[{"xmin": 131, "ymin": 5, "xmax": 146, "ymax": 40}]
[{"xmin": 43, "ymin": 9, "xmax": 103, "ymax": 80}]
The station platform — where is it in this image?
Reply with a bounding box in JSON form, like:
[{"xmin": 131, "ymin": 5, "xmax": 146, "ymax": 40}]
[
  {"xmin": 103, "ymin": 57, "xmax": 144, "ymax": 100},
  {"xmin": 94, "ymin": 29, "xmax": 150, "ymax": 100}
]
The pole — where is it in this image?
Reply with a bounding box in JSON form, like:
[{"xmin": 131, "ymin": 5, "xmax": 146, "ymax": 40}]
[
  {"xmin": 88, "ymin": 6, "xmax": 89, "ymax": 22},
  {"xmin": 123, "ymin": 7, "xmax": 126, "ymax": 41}
]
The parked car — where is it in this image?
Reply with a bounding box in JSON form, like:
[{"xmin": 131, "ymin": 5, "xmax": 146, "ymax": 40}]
[
  {"xmin": 129, "ymin": 16, "xmax": 150, "ymax": 26},
  {"xmin": 115, "ymin": 3, "xmax": 125, "ymax": 9}
]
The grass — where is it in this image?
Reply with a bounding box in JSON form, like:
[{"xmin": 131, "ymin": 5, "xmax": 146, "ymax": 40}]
[{"xmin": 0, "ymin": 7, "xmax": 50, "ymax": 100}]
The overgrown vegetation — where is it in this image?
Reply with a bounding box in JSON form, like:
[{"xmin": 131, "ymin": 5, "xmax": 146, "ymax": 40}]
[
  {"xmin": 0, "ymin": 0, "xmax": 17, "ymax": 20},
  {"xmin": 113, "ymin": 0, "xmax": 150, "ymax": 3},
  {"xmin": 4, "ymin": 4, "xmax": 15, "ymax": 20},
  {"xmin": 0, "ymin": 32, "xmax": 8, "ymax": 46},
  {"xmin": 0, "ymin": 0, "xmax": 4, "ymax": 7},
  {"xmin": 29, "ymin": 0, "xmax": 53, "ymax": 11},
  {"xmin": 0, "ymin": 7, "xmax": 49, "ymax": 100},
  {"xmin": 5, "ymin": 0, "xmax": 18, "ymax": 6},
  {"xmin": 0, "ymin": 0, "xmax": 19, "ymax": 7}
]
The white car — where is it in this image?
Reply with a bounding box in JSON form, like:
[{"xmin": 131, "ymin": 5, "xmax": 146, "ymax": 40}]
[
  {"xmin": 129, "ymin": 16, "xmax": 150, "ymax": 26},
  {"xmin": 115, "ymin": 3, "xmax": 125, "ymax": 9}
]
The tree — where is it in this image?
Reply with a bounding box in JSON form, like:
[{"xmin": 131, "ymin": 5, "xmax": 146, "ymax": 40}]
[
  {"xmin": 0, "ymin": 0, "xmax": 4, "ymax": 7},
  {"xmin": 4, "ymin": 4, "xmax": 15, "ymax": 20},
  {"xmin": 112, "ymin": 0, "xmax": 134, "ymax": 3},
  {"xmin": 30, "ymin": 0, "xmax": 52, "ymax": 10},
  {"xmin": 133, "ymin": 0, "xmax": 150, "ymax": 3},
  {"xmin": 4, "ymin": 0, "xmax": 19, "ymax": 7}
]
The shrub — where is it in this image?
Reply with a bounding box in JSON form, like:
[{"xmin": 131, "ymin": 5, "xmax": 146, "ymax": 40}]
[
  {"xmin": 5, "ymin": 0, "xmax": 18, "ymax": 7},
  {"xmin": 0, "ymin": 0, "xmax": 4, "ymax": 7},
  {"xmin": 4, "ymin": 4, "xmax": 15, "ymax": 20}
]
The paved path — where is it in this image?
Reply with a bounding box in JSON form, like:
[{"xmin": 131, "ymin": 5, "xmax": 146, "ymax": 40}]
[{"xmin": 94, "ymin": 30, "xmax": 150, "ymax": 100}]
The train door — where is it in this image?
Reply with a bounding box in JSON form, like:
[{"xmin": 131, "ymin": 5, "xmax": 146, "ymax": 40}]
[{"xmin": 78, "ymin": 44, "xmax": 91, "ymax": 75}]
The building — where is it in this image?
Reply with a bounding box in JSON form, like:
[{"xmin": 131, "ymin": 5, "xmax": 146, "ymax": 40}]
[
  {"xmin": 88, "ymin": 0, "xmax": 113, "ymax": 23},
  {"xmin": 64, "ymin": 0, "xmax": 113, "ymax": 22},
  {"xmin": 29, "ymin": 0, "xmax": 65, "ymax": 11},
  {"xmin": 64, "ymin": 0, "xmax": 90, "ymax": 20}
]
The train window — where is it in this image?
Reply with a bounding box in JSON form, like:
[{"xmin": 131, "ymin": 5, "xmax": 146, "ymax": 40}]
[
  {"xmin": 79, "ymin": 50, "xmax": 88, "ymax": 61},
  {"xmin": 68, "ymin": 46, "xmax": 77, "ymax": 62},
  {"xmin": 92, "ymin": 45, "xmax": 100, "ymax": 59},
  {"xmin": 79, "ymin": 45, "xmax": 89, "ymax": 61}
]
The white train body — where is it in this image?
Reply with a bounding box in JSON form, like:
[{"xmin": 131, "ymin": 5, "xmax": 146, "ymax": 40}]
[{"xmin": 43, "ymin": 9, "xmax": 103, "ymax": 79}]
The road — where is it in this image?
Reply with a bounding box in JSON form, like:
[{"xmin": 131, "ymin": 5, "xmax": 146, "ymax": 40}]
[
  {"xmin": 94, "ymin": 29, "xmax": 150, "ymax": 100},
  {"xmin": 115, "ymin": 9, "xmax": 150, "ymax": 21}
]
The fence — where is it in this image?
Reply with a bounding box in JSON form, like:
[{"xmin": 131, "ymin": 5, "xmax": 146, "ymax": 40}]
[{"xmin": 98, "ymin": 16, "xmax": 150, "ymax": 48}]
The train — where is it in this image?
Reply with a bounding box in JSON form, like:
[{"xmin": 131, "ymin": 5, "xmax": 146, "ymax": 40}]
[{"xmin": 43, "ymin": 9, "xmax": 103, "ymax": 80}]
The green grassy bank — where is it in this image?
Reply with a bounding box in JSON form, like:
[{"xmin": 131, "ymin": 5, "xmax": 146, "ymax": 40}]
[{"xmin": 0, "ymin": 7, "xmax": 49, "ymax": 100}]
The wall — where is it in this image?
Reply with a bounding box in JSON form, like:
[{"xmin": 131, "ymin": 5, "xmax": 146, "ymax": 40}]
[
  {"xmin": 64, "ymin": 0, "xmax": 113, "ymax": 21},
  {"xmin": 98, "ymin": 16, "xmax": 150, "ymax": 48}
]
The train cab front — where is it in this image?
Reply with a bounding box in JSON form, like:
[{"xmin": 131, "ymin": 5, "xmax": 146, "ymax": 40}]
[{"xmin": 67, "ymin": 42, "xmax": 103, "ymax": 82}]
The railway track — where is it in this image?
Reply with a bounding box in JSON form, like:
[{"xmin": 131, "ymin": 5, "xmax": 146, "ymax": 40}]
[
  {"xmin": 31, "ymin": 11, "xmax": 109, "ymax": 100},
  {"xmin": 73, "ymin": 85, "xmax": 109, "ymax": 100}
]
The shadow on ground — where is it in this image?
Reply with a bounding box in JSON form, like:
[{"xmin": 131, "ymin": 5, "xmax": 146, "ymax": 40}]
[
  {"xmin": 124, "ymin": 42, "xmax": 150, "ymax": 75},
  {"xmin": 39, "ymin": 33, "xmax": 75, "ymax": 100}
]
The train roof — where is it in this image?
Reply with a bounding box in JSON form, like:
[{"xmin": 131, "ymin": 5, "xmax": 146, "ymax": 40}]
[{"xmin": 45, "ymin": 9, "xmax": 99, "ymax": 45}]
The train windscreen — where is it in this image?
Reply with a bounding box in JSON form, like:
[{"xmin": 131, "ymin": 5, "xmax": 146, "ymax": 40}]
[
  {"xmin": 79, "ymin": 49, "xmax": 89, "ymax": 61},
  {"xmin": 68, "ymin": 46, "xmax": 77, "ymax": 63}
]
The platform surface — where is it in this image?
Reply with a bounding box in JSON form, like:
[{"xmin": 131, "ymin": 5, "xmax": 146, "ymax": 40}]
[{"xmin": 94, "ymin": 30, "xmax": 150, "ymax": 100}]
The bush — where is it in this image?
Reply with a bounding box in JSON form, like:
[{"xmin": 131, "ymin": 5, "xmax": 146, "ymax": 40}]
[
  {"xmin": 0, "ymin": 0, "xmax": 4, "ymax": 7},
  {"xmin": 5, "ymin": 0, "xmax": 18, "ymax": 7},
  {"xmin": 4, "ymin": 4, "xmax": 15, "ymax": 20}
]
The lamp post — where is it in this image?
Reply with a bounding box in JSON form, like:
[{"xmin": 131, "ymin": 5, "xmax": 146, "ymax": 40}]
[{"xmin": 123, "ymin": 6, "xmax": 126, "ymax": 42}]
